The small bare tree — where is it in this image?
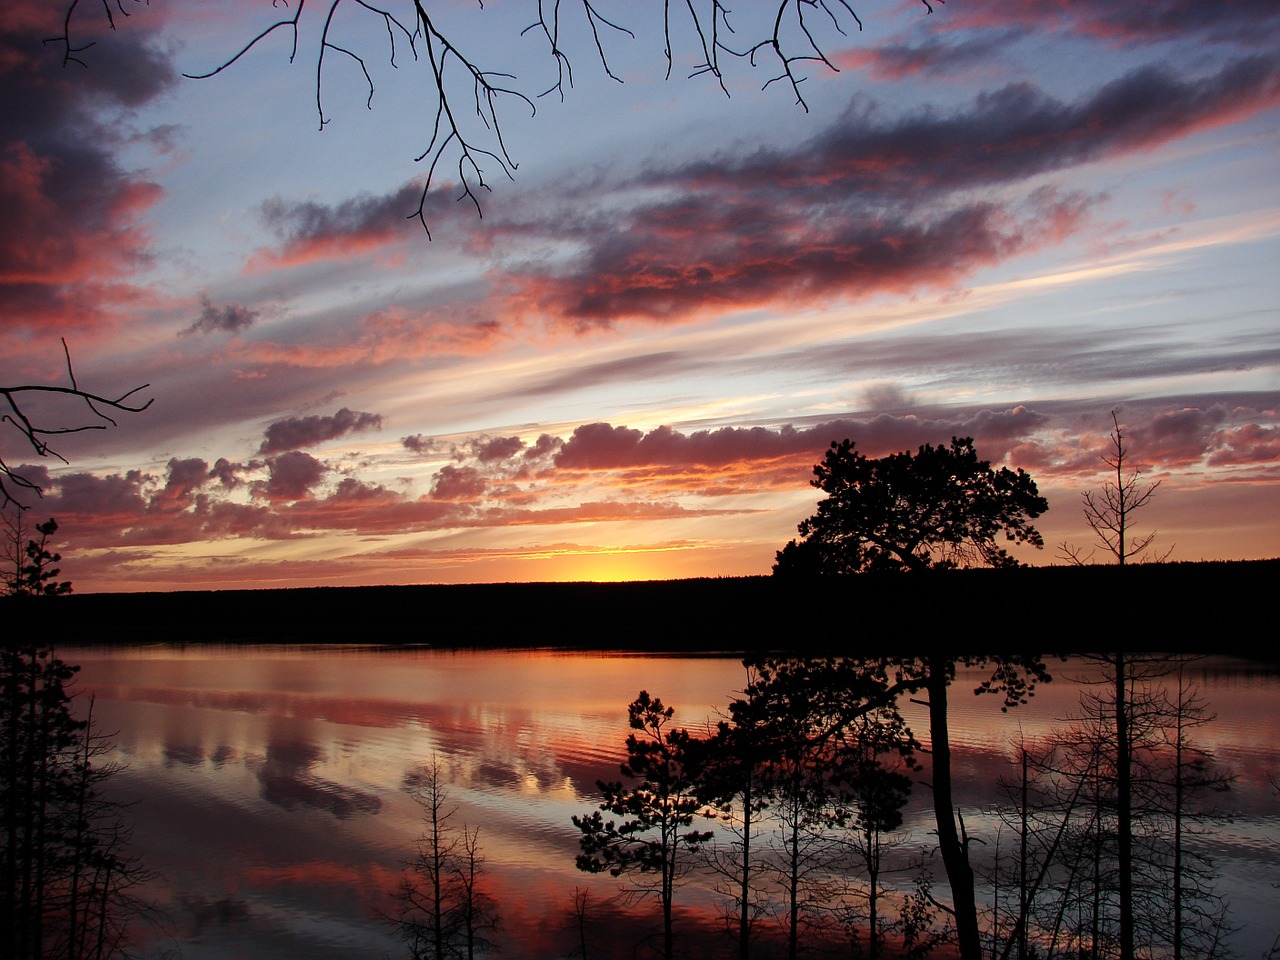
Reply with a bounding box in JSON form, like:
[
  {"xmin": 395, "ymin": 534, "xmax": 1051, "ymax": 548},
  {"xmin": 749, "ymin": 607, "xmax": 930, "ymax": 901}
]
[
  {"xmin": 389, "ymin": 757, "xmax": 499, "ymax": 959},
  {"xmin": 1060, "ymin": 411, "xmax": 1172, "ymax": 566}
]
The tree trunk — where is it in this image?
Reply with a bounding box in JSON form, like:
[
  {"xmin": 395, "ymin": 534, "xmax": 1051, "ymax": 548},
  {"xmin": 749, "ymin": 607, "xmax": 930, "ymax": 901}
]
[
  {"xmin": 927, "ymin": 658, "xmax": 981, "ymax": 960},
  {"xmin": 739, "ymin": 775, "xmax": 752, "ymax": 960},
  {"xmin": 1115, "ymin": 651, "xmax": 1134, "ymax": 960},
  {"xmin": 867, "ymin": 822, "xmax": 880, "ymax": 960}
]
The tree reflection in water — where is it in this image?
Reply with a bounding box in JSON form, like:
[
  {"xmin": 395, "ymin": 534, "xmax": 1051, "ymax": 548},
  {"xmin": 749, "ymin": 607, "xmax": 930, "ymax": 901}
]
[{"xmin": 57, "ymin": 647, "xmax": 1280, "ymax": 960}]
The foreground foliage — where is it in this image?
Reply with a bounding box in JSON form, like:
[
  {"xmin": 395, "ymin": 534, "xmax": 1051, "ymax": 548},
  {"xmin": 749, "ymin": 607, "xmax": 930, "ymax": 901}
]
[{"xmin": 1, "ymin": 647, "xmax": 150, "ymax": 960}]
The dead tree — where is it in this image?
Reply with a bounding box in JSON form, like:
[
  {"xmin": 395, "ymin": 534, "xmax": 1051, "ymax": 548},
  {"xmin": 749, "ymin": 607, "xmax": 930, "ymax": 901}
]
[
  {"xmin": 389, "ymin": 757, "xmax": 500, "ymax": 959},
  {"xmin": 1060, "ymin": 411, "xmax": 1172, "ymax": 566},
  {"xmin": 47, "ymin": 1, "xmax": 939, "ymax": 235},
  {"xmin": 1, "ymin": 341, "xmax": 151, "ymax": 509}
]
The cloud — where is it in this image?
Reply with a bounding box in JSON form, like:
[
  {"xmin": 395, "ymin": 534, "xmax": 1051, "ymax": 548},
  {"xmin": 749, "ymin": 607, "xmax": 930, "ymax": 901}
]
[
  {"xmin": 837, "ymin": 32, "xmax": 1018, "ymax": 80},
  {"xmin": 258, "ymin": 408, "xmax": 384, "ymax": 455},
  {"xmin": 160, "ymin": 457, "xmax": 210, "ymax": 502},
  {"xmin": 252, "ymin": 181, "xmax": 473, "ymax": 267},
  {"xmin": 475, "ymin": 436, "xmax": 525, "ymax": 462},
  {"xmin": 1207, "ymin": 423, "xmax": 1280, "ymax": 467},
  {"xmin": 255, "ymin": 739, "xmax": 382, "ymax": 819},
  {"xmin": 499, "ymin": 57, "xmax": 1279, "ymax": 328},
  {"xmin": 960, "ymin": 0, "xmax": 1280, "ymax": 48},
  {"xmin": 0, "ymin": 9, "xmax": 175, "ymax": 334},
  {"xmin": 183, "ymin": 295, "xmax": 261, "ymax": 336},
  {"xmin": 402, "ymin": 434, "xmax": 438, "ymax": 456},
  {"xmin": 430, "ymin": 465, "xmax": 486, "ymax": 501},
  {"xmin": 501, "ymin": 351, "xmax": 698, "ymax": 400},
  {"xmin": 256, "ymin": 451, "xmax": 329, "ymax": 501},
  {"xmin": 229, "ymin": 52, "xmax": 1279, "ymax": 340},
  {"xmin": 554, "ymin": 411, "xmax": 1052, "ymax": 473}
]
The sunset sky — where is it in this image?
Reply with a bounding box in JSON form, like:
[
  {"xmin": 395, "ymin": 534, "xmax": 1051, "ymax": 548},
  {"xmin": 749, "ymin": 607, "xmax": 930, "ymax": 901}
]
[{"xmin": 3, "ymin": 0, "xmax": 1277, "ymax": 592}]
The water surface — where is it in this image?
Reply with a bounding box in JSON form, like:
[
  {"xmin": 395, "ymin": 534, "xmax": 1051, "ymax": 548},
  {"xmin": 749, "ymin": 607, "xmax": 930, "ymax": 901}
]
[{"xmin": 65, "ymin": 647, "xmax": 1280, "ymax": 959}]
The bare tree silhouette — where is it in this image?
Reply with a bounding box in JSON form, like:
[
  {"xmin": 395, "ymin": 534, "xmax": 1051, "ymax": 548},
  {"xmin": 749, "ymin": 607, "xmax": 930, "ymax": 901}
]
[{"xmin": 1059, "ymin": 411, "xmax": 1173, "ymax": 566}]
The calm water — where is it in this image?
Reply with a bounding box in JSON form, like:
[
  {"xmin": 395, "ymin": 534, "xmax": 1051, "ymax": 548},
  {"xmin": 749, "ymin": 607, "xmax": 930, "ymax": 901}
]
[{"xmin": 62, "ymin": 647, "xmax": 1280, "ymax": 959}]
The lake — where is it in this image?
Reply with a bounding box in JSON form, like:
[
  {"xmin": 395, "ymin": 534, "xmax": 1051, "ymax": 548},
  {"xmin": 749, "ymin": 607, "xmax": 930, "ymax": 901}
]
[{"xmin": 61, "ymin": 646, "xmax": 1280, "ymax": 959}]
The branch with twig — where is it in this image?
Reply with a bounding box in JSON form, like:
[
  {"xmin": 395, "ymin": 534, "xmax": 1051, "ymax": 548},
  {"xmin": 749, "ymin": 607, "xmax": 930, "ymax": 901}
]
[
  {"xmin": 1, "ymin": 340, "xmax": 152, "ymax": 508},
  {"xmin": 55, "ymin": 0, "xmax": 898, "ymax": 235}
]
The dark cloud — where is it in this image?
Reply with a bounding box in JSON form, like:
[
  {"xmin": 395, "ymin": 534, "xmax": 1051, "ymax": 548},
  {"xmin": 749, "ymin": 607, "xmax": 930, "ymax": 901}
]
[
  {"xmin": 183, "ymin": 295, "xmax": 260, "ymax": 336},
  {"xmin": 402, "ymin": 434, "xmax": 437, "ymax": 456},
  {"xmin": 233, "ymin": 47, "xmax": 1279, "ymax": 335},
  {"xmin": 0, "ymin": 8, "xmax": 176, "ymax": 333},
  {"xmin": 255, "ymin": 739, "xmax": 382, "ymax": 820},
  {"xmin": 475, "ymin": 436, "xmax": 525, "ymax": 462},
  {"xmin": 258, "ymin": 451, "xmax": 328, "ymax": 501},
  {"xmin": 258, "ymin": 408, "xmax": 384, "ymax": 455},
  {"xmin": 965, "ymin": 0, "xmax": 1280, "ymax": 48},
  {"xmin": 257, "ymin": 181, "xmax": 469, "ymax": 264},
  {"xmin": 210, "ymin": 458, "xmax": 245, "ymax": 489},
  {"xmin": 430, "ymin": 465, "xmax": 486, "ymax": 501},
  {"xmin": 1129, "ymin": 405, "xmax": 1229, "ymax": 467},
  {"xmin": 523, "ymin": 434, "xmax": 562, "ymax": 461},
  {"xmin": 554, "ymin": 410, "xmax": 1052, "ymax": 472},
  {"xmin": 161, "ymin": 457, "xmax": 210, "ymax": 501},
  {"xmin": 688, "ymin": 57, "xmax": 1279, "ymax": 196},
  {"xmin": 1207, "ymin": 423, "xmax": 1280, "ymax": 467},
  {"xmin": 504, "ymin": 57, "xmax": 1278, "ymax": 327},
  {"xmin": 52, "ymin": 469, "xmax": 150, "ymax": 519}
]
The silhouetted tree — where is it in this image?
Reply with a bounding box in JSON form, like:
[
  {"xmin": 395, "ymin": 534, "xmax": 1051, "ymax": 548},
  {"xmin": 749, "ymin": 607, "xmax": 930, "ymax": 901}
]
[
  {"xmin": 3, "ymin": 517, "xmax": 73, "ymax": 598},
  {"xmin": 1, "ymin": 340, "xmax": 151, "ymax": 509},
  {"xmin": 390, "ymin": 757, "xmax": 500, "ymax": 959},
  {"xmin": 773, "ymin": 437, "xmax": 1047, "ymax": 574},
  {"xmin": 725, "ymin": 660, "xmax": 917, "ymax": 958},
  {"xmin": 1059, "ymin": 411, "xmax": 1173, "ymax": 566},
  {"xmin": 697, "ymin": 698, "xmax": 772, "ymax": 960},
  {"xmin": 1, "ymin": 648, "xmax": 151, "ymax": 960},
  {"xmin": 745, "ymin": 654, "xmax": 1049, "ymax": 960},
  {"xmin": 727, "ymin": 660, "xmax": 947, "ymax": 957},
  {"xmin": 49, "ymin": 2, "xmax": 940, "ymax": 235},
  {"xmin": 573, "ymin": 691, "xmax": 713, "ymax": 960},
  {"xmin": 564, "ymin": 887, "xmax": 594, "ymax": 960},
  {"xmin": 830, "ymin": 715, "xmax": 915, "ymax": 960},
  {"xmin": 991, "ymin": 656, "xmax": 1234, "ymax": 960}
]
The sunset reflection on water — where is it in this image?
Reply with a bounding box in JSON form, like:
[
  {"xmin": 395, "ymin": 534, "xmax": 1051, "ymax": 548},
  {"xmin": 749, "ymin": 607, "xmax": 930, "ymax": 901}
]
[{"xmin": 63, "ymin": 647, "xmax": 1280, "ymax": 960}]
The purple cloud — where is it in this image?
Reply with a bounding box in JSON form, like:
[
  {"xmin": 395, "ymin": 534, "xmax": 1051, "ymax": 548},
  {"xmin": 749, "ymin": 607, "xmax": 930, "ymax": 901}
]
[{"xmin": 259, "ymin": 408, "xmax": 384, "ymax": 455}]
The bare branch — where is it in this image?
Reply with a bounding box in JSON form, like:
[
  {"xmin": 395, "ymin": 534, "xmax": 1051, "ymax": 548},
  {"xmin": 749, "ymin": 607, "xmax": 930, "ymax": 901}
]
[
  {"xmin": 726, "ymin": 0, "xmax": 861, "ymax": 112},
  {"xmin": 59, "ymin": 0, "xmax": 892, "ymax": 235},
  {"xmin": 182, "ymin": 0, "xmax": 306, "ymax": 79},
  {"xmin": 44, "ymin": 0, "xmax": 136, "ymax": 69},
  {"xmin": 1, "ymin": 340, "xmax": 152, "ymax": 509}
]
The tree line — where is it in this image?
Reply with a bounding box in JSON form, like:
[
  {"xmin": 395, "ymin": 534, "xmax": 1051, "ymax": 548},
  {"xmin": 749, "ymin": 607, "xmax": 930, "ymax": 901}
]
[
  {"xmin": 381, "ymin": 644, "xmax": 1236, "ymax": 960},
  {"xmin": 565, "ymin": 651, "xmax": 1233, "ymax": 960}
]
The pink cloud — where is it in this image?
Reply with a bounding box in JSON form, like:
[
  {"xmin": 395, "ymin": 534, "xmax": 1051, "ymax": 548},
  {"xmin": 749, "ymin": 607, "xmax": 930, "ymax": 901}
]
[{"xmin": 0, "ymin": 10, "xmax": 174, "ymax": 335}]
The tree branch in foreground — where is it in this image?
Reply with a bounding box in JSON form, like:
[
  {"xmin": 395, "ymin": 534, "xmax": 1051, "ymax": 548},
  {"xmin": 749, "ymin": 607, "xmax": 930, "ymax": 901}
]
[{"xmin": 1, "ymin": 340, "xmax": 152, "ymax": 508}]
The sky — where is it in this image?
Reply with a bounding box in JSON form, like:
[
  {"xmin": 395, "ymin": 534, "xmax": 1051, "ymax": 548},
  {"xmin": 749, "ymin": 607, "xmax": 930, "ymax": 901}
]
[{"xmin": 2, "ymin": 0, "xmax": 1277, "ymax": 593}]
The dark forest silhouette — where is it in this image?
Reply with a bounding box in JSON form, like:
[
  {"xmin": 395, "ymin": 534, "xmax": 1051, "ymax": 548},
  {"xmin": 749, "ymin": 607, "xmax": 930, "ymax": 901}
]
[{"xmin": 573, "ymin": 652, "xmax": 1236, "ymax": 960}]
